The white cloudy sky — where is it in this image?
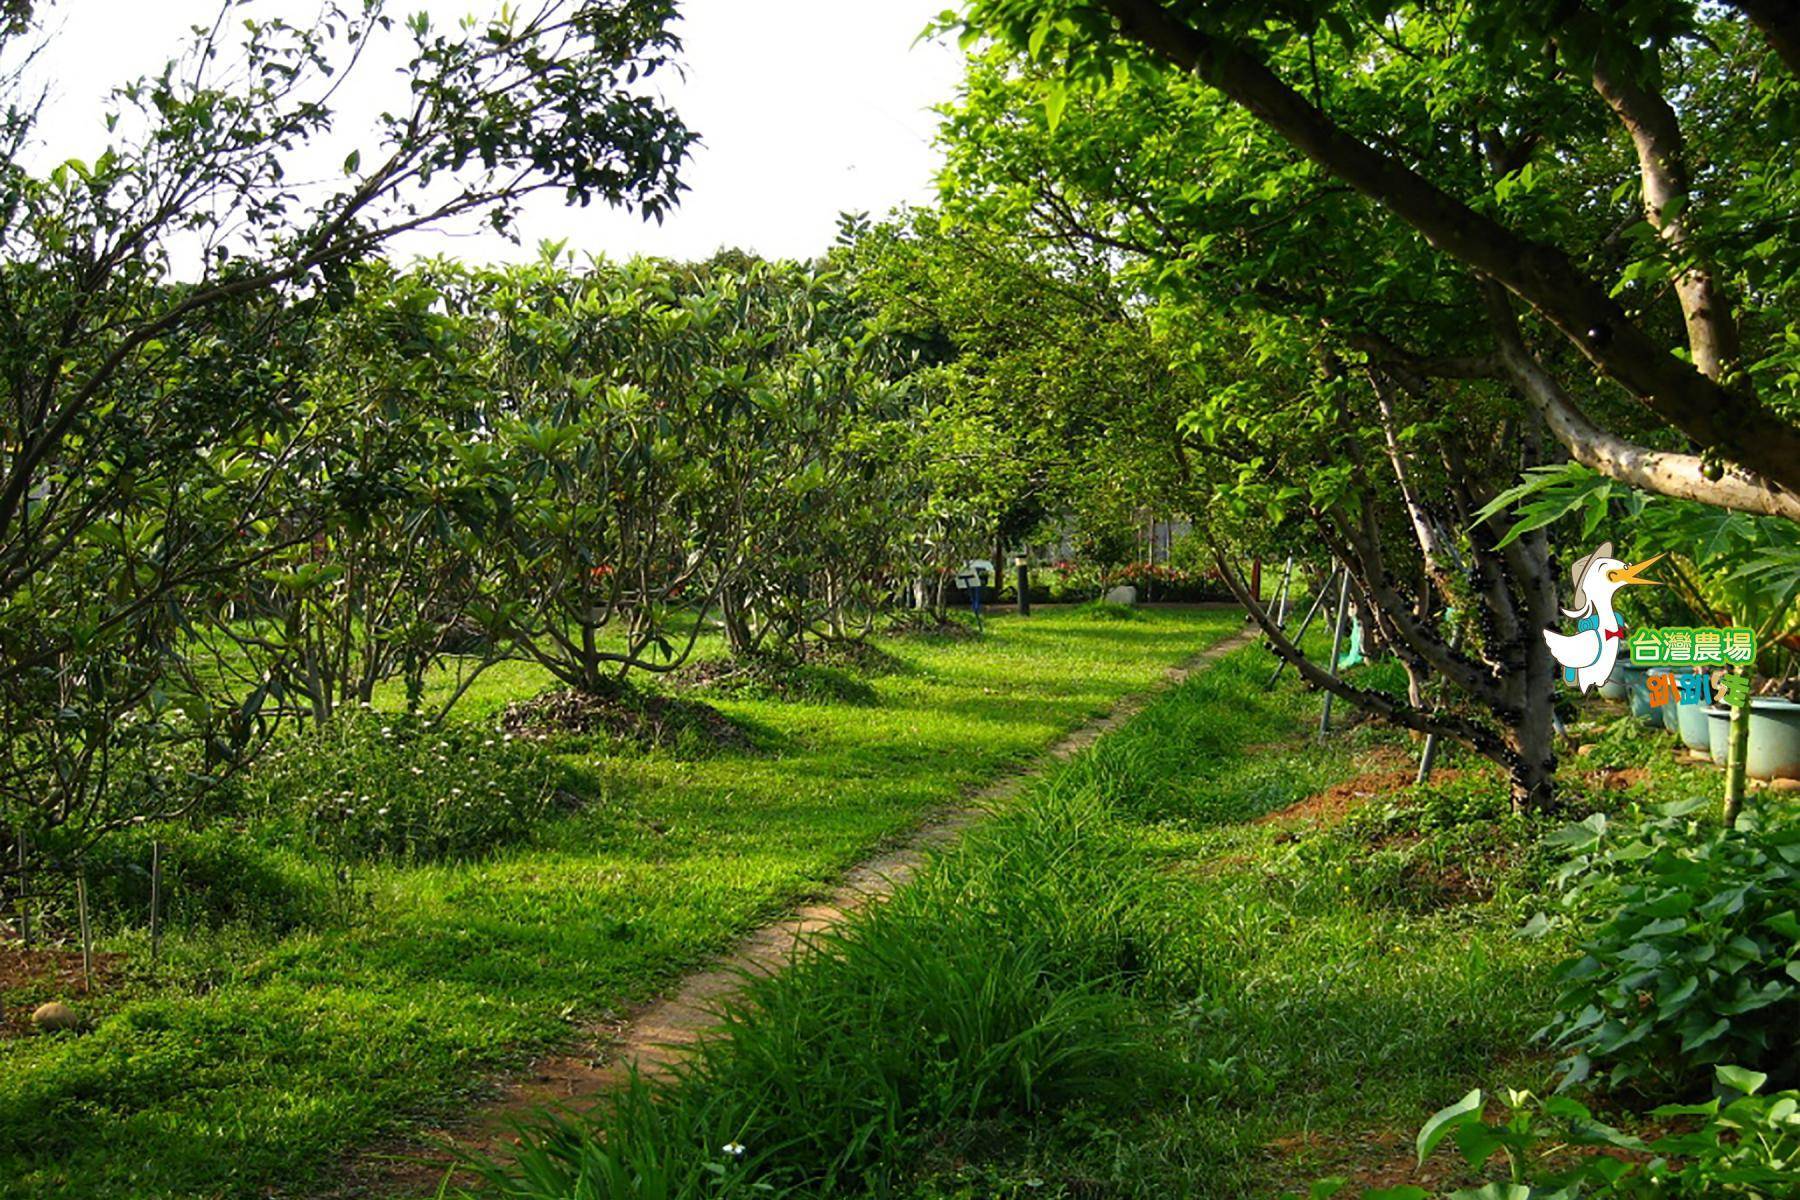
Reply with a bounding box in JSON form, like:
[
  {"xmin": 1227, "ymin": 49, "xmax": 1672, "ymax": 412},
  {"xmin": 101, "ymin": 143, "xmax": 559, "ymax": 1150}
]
[{"xmin": 17, "ymin": 0, "xmax": 967, "ymax": 264}]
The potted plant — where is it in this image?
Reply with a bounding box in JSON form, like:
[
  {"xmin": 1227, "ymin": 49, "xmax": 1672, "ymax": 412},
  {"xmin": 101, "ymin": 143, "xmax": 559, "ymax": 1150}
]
[{"xmin": 1639, "ymin": 506, "xmax": 1800, "ymax": 782}]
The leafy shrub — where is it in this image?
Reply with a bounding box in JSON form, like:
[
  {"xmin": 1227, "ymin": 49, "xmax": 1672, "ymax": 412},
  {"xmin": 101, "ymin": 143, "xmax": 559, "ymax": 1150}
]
[
  {"xmin": 1043, "ymin": 559, "xmax": 1232, "ymax": 604},
  {"xmin": 1306, "ymin": 1064, "xmax": 1800, "ymax": 1198},
  {"xmin": 1100, "ymin": 561, "xmax": 1232, "ymax": 603},
  {"xmin": 1533, "ymin": 800, "xmax": 1800, "ymax": 1092},
  {"xmin": 251, "ymin": 712, "xmax": 570, "ymax": 864},
  {"xmin": 1577, "ymin": 715, "xmax": 1672, "ymax": 772}
]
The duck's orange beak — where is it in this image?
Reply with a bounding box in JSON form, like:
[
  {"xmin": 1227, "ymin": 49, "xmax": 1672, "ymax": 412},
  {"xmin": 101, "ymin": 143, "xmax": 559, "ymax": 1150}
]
[{"xmin": 1607, "ymin": 553, "xmax": 1665, "ymax": 587}]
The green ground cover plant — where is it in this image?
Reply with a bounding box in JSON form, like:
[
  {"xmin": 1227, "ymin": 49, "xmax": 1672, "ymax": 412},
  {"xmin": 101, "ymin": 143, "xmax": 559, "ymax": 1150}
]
[
  {"xmin": 474, "ymin": 634, "xmax": 1760, "ymax": 1199},
  {"xmin": 0, "ymin": 607, "xmax": 1237, "ymax": 1200}
]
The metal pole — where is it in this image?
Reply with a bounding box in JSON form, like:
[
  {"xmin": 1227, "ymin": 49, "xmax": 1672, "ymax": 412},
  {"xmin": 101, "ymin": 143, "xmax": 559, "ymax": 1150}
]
[
  {"xmin": 1318, "ymin": 572, "xmax": 1351, "ymax": 740},
  {"xmin": 150, "ymin": 841, "xmax": 163, "ymax": 964},
  {"xmin": 1015, "ymin": 558, "xmax": 1030, "ymax": 617},
  {"xmin": 1416, "ymin": 626, "xmax": 1463, "ymax": 785},
  {"xmin": 1273, "ymin": 556, "xmax": 1294, "ymax": 627},
  {"xmin": 1267, "ymin": 570, "xmax": 1336, "ymax": 687}
]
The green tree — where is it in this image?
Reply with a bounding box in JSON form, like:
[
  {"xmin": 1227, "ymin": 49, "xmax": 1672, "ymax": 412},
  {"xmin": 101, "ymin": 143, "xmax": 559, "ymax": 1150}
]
[
  {"xmin": 948, "ymin": 0, "xmax": 1800, "ymax": 519},
  {"xmin": 0, "ymin": 0, "xmax": 692, "ymax": 851}
]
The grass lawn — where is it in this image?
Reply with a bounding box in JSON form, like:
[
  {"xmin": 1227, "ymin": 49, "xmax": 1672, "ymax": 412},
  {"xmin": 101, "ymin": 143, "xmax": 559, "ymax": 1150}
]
[
  {"xmin": 469, "ymin": 632, "xmax": 1736, "ymax": 1199},
  {"xmin": 0, "ymin": 606, "xmax": 1242, "ymax": 1200}
]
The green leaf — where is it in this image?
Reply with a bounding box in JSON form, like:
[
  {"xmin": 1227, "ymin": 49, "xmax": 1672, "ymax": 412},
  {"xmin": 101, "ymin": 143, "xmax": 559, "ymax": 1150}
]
[
  {"xmin": 1042, "ymin": 79, "xmax": 1069, "ymax": 130},
  {"xmin": 1417, "ymin": 1088, "xmax": 1484, "ymax": 1165},
  {"xmin": 1717, "ymin": 1064, "xmax": 1768, "ymax": 1095}
]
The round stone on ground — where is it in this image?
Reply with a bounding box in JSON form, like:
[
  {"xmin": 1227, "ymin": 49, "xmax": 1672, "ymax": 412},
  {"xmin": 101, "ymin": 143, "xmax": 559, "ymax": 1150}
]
[{"xmin": 31, "ymin": 1001, "xmax": 80, "ymax": 1031}]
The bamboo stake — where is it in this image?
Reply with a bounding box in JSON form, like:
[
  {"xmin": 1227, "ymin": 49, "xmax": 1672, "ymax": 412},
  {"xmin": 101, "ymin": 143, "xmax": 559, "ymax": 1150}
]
[
  {"xmin": 1724, "ymin": 668, "xmax": 1751, "ymax": 828},
  {"xmin": 14, "ymin": 831, "xmax": 28, "ymax": 947},
  {"xmin": 1272, "ymin": 555, "xmax": 1294, "ymax": 627},
  {"xmin": 150, "ymin": 841, "xmax": 163, "ymax": 964},
  {"xmin": 76, "ymin": 870, "xmax": 93, "ymax": 993},
  {"xmin": 1319, "ymin": 573, "xmax": 1351, "ymax": 740}
]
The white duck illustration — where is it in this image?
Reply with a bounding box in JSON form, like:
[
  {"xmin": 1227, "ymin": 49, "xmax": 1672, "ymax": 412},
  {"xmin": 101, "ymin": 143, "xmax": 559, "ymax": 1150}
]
[{"xmin": 1543, "ymin": 541, "xmax": 1663, "ymax": 691}]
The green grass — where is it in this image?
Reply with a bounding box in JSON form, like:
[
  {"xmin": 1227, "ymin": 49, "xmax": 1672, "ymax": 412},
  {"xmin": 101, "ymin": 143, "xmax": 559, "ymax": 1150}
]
[
  {"xmin": 469, "ymin": 635, "xmax": 1728, "ymax": 1199},
  {"xmin": 0, "ymin": 607, "xmax": 1240, "ymax": 1200}
]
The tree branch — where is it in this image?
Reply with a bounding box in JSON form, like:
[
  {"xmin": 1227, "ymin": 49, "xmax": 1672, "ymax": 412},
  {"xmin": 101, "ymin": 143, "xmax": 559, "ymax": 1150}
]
[{"xmin": 1090, "ymin": 0, "xmax": 1800, "ymax": 496}]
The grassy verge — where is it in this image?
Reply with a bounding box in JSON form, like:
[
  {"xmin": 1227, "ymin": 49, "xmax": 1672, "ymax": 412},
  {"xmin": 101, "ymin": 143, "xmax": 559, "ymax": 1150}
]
[
  {"xmin": 0, "ymin": 606, "xmax": 1241, "ymax": 1200},
  {"xmin": 472, "ymin": 636, "xmax": 1730, "ymax": 1198}
]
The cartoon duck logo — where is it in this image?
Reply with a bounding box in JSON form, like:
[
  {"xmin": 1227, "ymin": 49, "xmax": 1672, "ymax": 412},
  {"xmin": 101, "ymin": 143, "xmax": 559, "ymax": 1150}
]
[{"xmin": 1543, "ymin": 541, "xmax": 1664, "ymax": 692}]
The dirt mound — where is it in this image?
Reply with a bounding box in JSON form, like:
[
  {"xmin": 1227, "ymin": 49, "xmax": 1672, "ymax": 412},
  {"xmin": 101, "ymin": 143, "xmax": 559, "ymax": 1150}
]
[
  {"xmin": 798, "ymin": 639, "xmax": 903, "ymax": 676},
  {"xmin": 883, "ymin": 612, "xmax": 978, "ymax": 640},
  {"xmin": 669, "ymin": 650, "xmax": 881, "ymax": 706},
  {"xmin": 1257, "ymin": 766, "xmax": 1460, "ymax": 828},
  {"xmin": 500, "ymin": 686, "xmax": 751, "ymax": 752}
]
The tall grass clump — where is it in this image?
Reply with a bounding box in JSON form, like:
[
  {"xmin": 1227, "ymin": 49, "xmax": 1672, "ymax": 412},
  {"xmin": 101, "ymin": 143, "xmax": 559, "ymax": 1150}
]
[{"xmin": 468, "ymin": 787, "xmax": 1182, "ymax": 1199}]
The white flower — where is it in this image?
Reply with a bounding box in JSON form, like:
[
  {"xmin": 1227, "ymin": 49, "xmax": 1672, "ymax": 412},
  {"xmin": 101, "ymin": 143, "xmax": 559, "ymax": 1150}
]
[
  {"xmin": 721, "ymin": 1142, "xmax": 746, "ymax": 1158},
  {"xmin": 377, "ymin": 807, "xmax": 389, "ymax": 816}
]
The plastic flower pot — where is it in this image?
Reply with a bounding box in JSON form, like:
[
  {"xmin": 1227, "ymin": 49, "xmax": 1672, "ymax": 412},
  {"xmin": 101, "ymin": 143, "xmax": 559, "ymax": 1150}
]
[
  {"xmin": 1705, "ymin": 698, "xmax": 1800, "ymax": 781},
  {"xmin": 1597, "ymin": 660, "xmax": 1628, "ymax": 701},
  {"xmin": 1676, "ymin": 693, "xmax": 1713, "ymax": 755},
  {"xmin": 1706, "ymin": 704, "xmax": 1730, "ymax": 764},
  {"xmin": 1622, "ymin": 665, "xmax": 1661, "ymax": 727},
  {"xmin": 1651, "ymin": 668, "xmax": 1682, "ymax": 733}
]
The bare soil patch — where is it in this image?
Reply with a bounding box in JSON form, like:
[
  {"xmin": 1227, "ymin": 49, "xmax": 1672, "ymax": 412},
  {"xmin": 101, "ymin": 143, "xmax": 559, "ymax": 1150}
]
[
  {"xmin": 1256, "ymin": 750, "xmax": 1449, "ymax": 830},
  {"xmin": 0, "ymin": 945, "xmax": 124, "ymax": 1039}
]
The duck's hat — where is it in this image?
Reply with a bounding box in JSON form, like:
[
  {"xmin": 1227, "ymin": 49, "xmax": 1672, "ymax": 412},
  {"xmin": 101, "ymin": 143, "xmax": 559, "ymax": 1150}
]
[{"xmin": 1562, "ymin": 540, "xmax": 1612, "ymax": 617}]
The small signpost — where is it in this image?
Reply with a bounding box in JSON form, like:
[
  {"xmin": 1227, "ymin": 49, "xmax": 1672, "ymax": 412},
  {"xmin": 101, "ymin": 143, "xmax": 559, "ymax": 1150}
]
[{"xmin": 956, "ymin": 559, "xmax": 994, "ymax": 632}]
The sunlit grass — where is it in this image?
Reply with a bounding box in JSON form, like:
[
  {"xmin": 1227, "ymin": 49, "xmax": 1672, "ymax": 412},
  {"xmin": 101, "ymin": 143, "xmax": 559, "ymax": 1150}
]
[{"xmin": 0, "ymin": 606, "xmax": 1240, "ymax": 1200}]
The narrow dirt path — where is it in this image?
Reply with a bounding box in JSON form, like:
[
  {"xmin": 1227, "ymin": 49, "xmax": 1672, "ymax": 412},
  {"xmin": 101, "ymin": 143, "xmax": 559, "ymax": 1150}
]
[{"xmin": 347, "ymin": 624, "xmax": 1258, "ymax": 1197}]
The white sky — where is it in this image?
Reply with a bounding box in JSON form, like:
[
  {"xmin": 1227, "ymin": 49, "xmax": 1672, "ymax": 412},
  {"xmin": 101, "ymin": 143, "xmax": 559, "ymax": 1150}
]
[{"xmin": 18, "ymin": 0, "xmax": 967, "ymax": 265}]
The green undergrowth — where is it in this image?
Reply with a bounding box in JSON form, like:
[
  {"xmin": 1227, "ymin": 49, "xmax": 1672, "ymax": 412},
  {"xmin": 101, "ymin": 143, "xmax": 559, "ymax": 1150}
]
[
  {"xmin": 473, "ymin": 640, "xmax": 1731, "ymax": 1199},
  {"xmin": 1069, "ymin": 599, "xmax": 1145, "ymax": 621},
  {"xmin": 0, "ymin": 608, "xmax": 1240, "ymax": 1200}
]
